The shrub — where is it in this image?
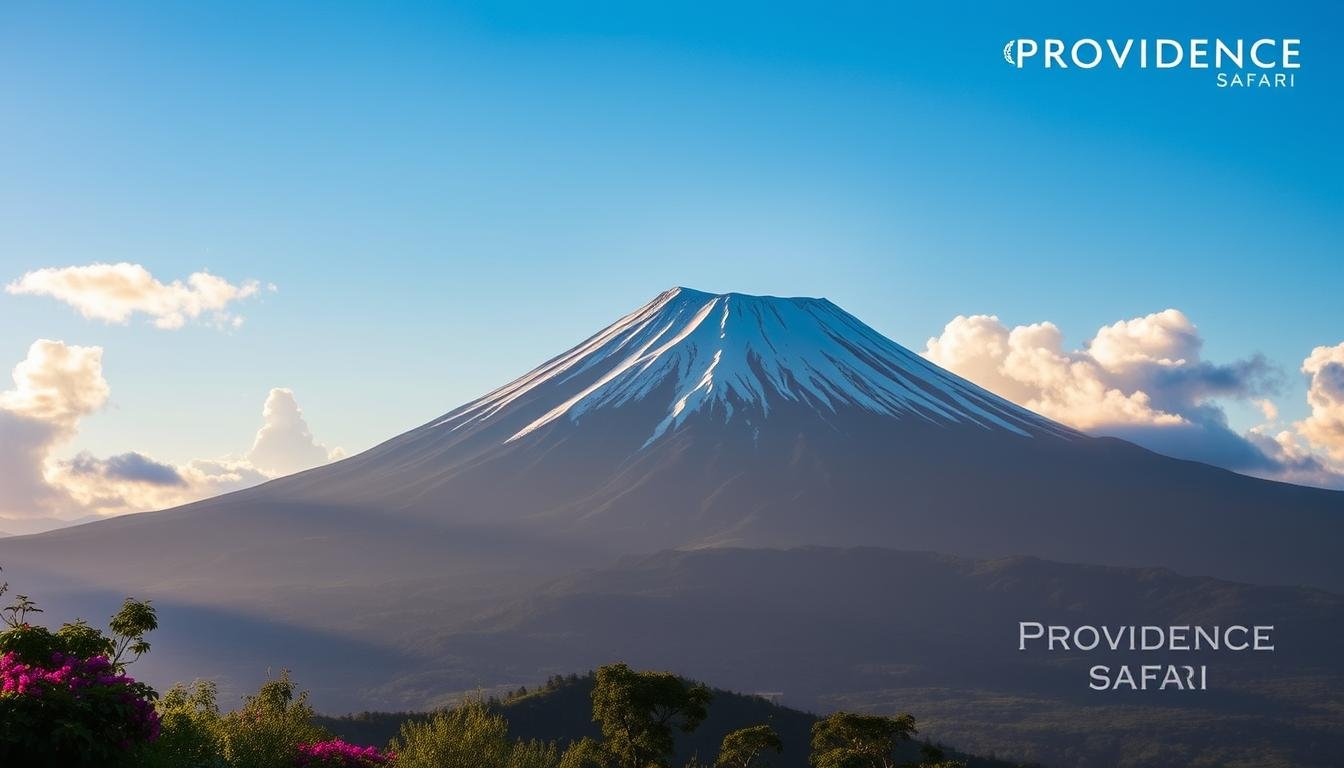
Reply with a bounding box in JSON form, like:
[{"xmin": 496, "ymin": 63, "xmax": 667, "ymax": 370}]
[
  {"xmin": 390, "ymin": 698, "xmax": 561, "ymax": 768},
  {"xmin": 0, "ymin": 648, "xmax": 160, "ymax": 766},
  {"xmin": 216, "ymin": 671, "xmax": 331, "ymax": 768},
  {"xmin": 0, "ymin": 570, "xmax": 161, "ymax": 768},
  {"xmin": 147, "ymin": 680, "xmax": 226, "ymax": 768},
  {"xmin": 147, "ymin": 674, "xmax": 392, "ymax": 768}
]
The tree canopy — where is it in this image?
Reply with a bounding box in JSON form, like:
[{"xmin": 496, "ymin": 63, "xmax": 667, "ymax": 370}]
[
  {"xmin": 809, "ymin": 712, "xmax": 917, "ymax": 768},
  {"xmin": 591, "ymin": 663, "xmax": 713, "ymax": 768},
  {"xmin": 716, "ymin": 724, "xmax": 783, "ymax": 768}
]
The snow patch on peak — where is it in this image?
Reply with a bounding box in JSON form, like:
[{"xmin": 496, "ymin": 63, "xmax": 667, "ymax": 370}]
[{"xmin": 434, "ymin": 287, "xmax": 1067, "ymax": 446}]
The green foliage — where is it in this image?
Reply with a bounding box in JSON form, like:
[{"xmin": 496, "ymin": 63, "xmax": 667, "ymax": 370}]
[
  {"xmin": 591, "ymin": 662, "xmax": 713, "ymax": 768},
  {"xmin": 0, "ymin": 582, "xmax": 156, "ymax": 671},
  {"xmin": 809, "ymin": 712, "xmax": 918, "ymax": 768},
  {"xmin": 0, "ymin": 573, "xmax": 41, "ymax": 627},
  {"xmin": 0, "ymin": 620, "xmax": 63, "ymax": 661},
  {"xmin": 216, "ymin": 671, "xmax": 330, "ymax": 768},
  {"xmin": 55, "ymin": 618, "xmax": 118, "ymax": 658},
  {"xmin": 147, "ymin": 680, "xmax": 226, "ymax": 768},
  {"xmin": 390, "ymin": 698, "xmax": 562, "ymax": 768},
  {"xmin": 509, "ymin": 737, "xmax": 564, "ymax": 768},
  {"xmin": 147, "ymin": 674, "xmax": 406, "ymax": 768},
  {"xmin": 558, "ymin": 737, "xmax": 611, "ymax": 768},
  {"xmin": 716, "ymin": 725, "xmax": 783, "ymax": 768},
  {"xmin": 109, "ymin": 597, "xmax": 159, "ymax": 667}
]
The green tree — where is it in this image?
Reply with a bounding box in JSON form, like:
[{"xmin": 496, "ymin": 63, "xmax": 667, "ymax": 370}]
[
  {"xmin": 590, "ymin": 663, "xmax": 712, "ymax": 768},
  {"xmin": 147, "ymin": 680, "xmax": 225, "ymax": 768},
  {"xmin": 108, "ymin": 597, "xmax": 159, "ymax": 667},
  {"xmin": 809, "ymin": 712, "xmax": 918, "ymax": 768},
  {"xmin": 509, "ymin": 738, "xmax": 564, "ymax": 768},
  {"xmin": 715, "ymin": 725, "xmax": 782, "ymax": 768},
  {"xmin": 390, "ymin": 698, "xmax": 561, "ymax": 768},
  {"xmin": 558, "ymin": 737, "xmax": 611, "ymax": 768},
  {"xmin": 217, "ymin": 671, "xmax": 328, "ymax": 768}
]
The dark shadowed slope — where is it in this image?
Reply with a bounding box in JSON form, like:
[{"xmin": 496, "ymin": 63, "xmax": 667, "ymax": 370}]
[{"xmin": 435, "ymin": 546, "xmax": 1344, "ymax": 768}]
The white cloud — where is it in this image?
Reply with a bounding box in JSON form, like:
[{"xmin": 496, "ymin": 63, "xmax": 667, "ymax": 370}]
[
  {"xmin": 925, "ymin": 310, "xmax": 1342, "ymax": 489},
  {"xmin": 1296, "ymin": 342, "xmax": 1344, "ymax": 463},
  {"xmin": 0, "ymin": 339, "xmax": 109, "ymax": 430},
  {"xmin": 246, "ymin": 388, "xmax": 343, "ymax": 476},
  {"xmin": 924, "ymin": 313, "xmax": 1184, "ymax": 429},
  {"xmin": 0, "ymin": 340, "xmax": 112, "ymax": 526},
  {"xmin": 6, "ymin": 262, "xmax": 266, "ymax": 330},
  {"xmin": 0, "ymin": 342, "xmax": 338, "ymax": 533},
  {"xmin": 0, "ymin": 410, "xmax": 68, "ymax": 524},
  {"xmin": 1088, "ymin": 309, "xmax": 1200, "ymax": 370}
]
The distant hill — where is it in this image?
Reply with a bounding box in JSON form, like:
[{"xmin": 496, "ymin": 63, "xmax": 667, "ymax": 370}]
[
  {"xmin": 432, "ymin": 547, "xmax": 1344, "ymax": 768},
  {"xmin": 19, "ymin": 545, "xmax": 1341, "ymax": 766},
  {"xmin": 316, "ymin": 672, "xmax": 1025, "ymax": 768}
]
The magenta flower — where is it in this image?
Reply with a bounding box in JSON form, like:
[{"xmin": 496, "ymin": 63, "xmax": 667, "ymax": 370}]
[
  {"xmin": 295, "ymin": 738, "xmax": 395, "ymax": 767},
  {"xmin": 0, "ymin": 650, "xmax": 161, "ymax": 742}
]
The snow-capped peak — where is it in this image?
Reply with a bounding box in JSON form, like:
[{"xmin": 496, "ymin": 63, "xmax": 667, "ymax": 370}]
[{"xmin": 434, "ymin": 287, "xmax": 1064, "ymax": 446}]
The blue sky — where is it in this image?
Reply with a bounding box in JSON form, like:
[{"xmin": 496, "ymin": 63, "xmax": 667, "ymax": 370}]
[{"xmin": 1, "ymin": 2, "xmax": 1340, "ymax": 505}]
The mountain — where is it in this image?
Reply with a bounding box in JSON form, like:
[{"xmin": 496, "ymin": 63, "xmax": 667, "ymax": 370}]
[
  {"xmin": 4, "ymin": 287, "xmax": 1340, "ymax": 603},
  {"xmin": 1, "ymin": 287, "xmax": 1342, "ymax": 762}
]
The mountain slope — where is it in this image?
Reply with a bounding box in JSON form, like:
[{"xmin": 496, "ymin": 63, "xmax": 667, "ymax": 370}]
[{"xmin": 4, "ymin": 287, "xmax": 1340, "ymax": 607}]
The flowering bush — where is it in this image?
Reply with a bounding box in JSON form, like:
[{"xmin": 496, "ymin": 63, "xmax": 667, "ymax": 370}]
[
  {"xmin": 296, "ymin": 738, "xmax": 395, "ymax": 767},
  {"xmin": 0, "ymin": 569, "xmax": 160, "ymax": 767},
  {"xmin": 0, "ymin": 645, "xmax": 160, "ymax": 766}
]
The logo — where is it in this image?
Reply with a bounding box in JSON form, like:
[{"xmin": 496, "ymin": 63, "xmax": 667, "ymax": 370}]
[{"xmin": 1002, "ymin": 38, "xmax": 1300, "ymax": 88}]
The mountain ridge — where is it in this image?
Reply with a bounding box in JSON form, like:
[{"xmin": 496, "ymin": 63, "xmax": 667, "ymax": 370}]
[{"xmin": 4, "ymin": 287, "xmax": 1341, "ymax": 598}]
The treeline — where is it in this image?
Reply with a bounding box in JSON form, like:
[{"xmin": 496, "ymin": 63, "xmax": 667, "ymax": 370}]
[
  {"xmin": 0, "ymin": 572, "xmax": 969, "ymax": 768},
  {"xmin": 151, "ymin": 663, "xmax": 967, "ymax": 768}
]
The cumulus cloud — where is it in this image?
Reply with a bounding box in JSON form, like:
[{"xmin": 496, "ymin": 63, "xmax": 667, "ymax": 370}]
[
  {"xmin": 1088, "ymin": 310, "xmax": 1201, "ymax": 369},
  {"xmin": 0, "ymin": 342, "xmax": 338, "ymax": 534},
  {"xmin": 0, "ymin": 339, "xmax": 109, "ymax": 429},
  {"xmin": 0, "ymin": 410, "xmax": 68, "ymax": 523},
  {"xmin": 6, "ymin": 262, "xmax": 268, "ymax": 330},
  {"xmin": 925, "ymin": 310, "xmax": 1342, "ymax": 489},
  {"xmin": 0, "ymin": 341, "xmax": 112, "ymax": 527},
  {"xmin": 1296, "ymin": 342, "xmax": 1344, "ymax": 463},
  {"xmin": 923, "ymin": 312, "xmax": 1197, "ymax": 429},
  {"xmin": 246, "ymin": 388, "xmax": 343, "ymax": 476}
]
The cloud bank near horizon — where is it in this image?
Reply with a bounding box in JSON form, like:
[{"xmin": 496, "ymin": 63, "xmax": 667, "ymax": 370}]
[
  {"xmin": 0, "ymin": 341, "xmax": 339, "ymax": 534},
  {"xmin": 924, "ymin": 309, "xmax": 1343, "ymax": 489}
]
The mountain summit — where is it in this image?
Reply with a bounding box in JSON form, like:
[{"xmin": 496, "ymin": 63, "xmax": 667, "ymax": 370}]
[
  {"xmin": 439, "ymin": 287, "xmax": 1066, "ymax": 449},
  {"xmin": 3, "ymin": 287, "xmax": 1342, "ymax": 632}
]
